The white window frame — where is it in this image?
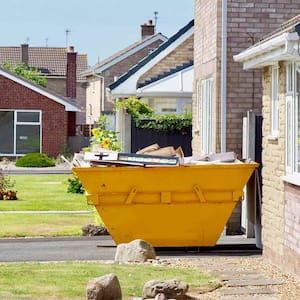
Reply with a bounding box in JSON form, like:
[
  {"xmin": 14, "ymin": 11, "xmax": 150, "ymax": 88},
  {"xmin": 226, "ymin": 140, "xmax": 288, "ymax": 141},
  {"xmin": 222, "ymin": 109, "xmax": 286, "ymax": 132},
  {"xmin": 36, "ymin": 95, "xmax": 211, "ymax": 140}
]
[
  {"xmin": 194, "ymin": 80, "xmax": 200, "ymax": 131},
  {"xmin": 0, "ymin": 110, "xmax": 42, "ymax": 156},
  {"xmin": 271, "ymin": 65, "xmax": 279, "ymax": 137},
  {"xmin": 201, "ymin": 78, "xmax": 213, "ymax": 154},
  {"xmin": 283, "ymin": 63, "xmax": 300, "ymax": 185}
]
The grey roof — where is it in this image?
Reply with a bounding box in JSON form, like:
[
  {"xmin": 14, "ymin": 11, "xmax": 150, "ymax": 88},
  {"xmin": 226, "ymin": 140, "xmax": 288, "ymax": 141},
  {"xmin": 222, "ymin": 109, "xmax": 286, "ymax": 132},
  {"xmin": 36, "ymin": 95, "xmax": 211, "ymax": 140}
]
[
  {"xmin": 0, "ymin": 46, "xmax": 88, "ymax": 81},
  {"xmin": 82, "ymin": 33, "xmax": 167, "ymax": 76},
  {"xmin": 109, "ymin": 20, "xmax": 194, "ymax": 91},
  {"xmin": 137, "ymin": 60, "xmax": 193, "ymax": 88}
]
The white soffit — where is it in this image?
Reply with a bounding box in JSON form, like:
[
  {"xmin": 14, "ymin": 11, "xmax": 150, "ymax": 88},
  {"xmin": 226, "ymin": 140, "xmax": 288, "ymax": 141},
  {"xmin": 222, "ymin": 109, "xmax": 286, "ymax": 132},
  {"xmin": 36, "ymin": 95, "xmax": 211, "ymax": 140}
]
[
  {"xmin": 137, "ymin": 66, "xmax": 193, "ymax": 95},
  {"xmin": 234, "ymin": 32, "xmax": 300, "ymax": 69}
]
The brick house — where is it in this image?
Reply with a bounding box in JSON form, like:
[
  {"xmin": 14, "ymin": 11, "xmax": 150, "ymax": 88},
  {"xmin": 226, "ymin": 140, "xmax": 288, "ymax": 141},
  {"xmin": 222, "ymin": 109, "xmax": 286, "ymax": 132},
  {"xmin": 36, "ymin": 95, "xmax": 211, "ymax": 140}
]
[
  {"xmin": 82, "ymin": 20, "xmax": 167, "ymax": 126},
  {"xmin": 0, "ymin": 67, "xmax": 79, "ymax": 158},
  {"xmin": 234, "ymin": 15, "xmax": 300, "ymax": 279},
  {"xmin": 193, "ymin": 0, "xmax": 300, "ymax": 234},
  {"xmin": 0, "ymin": 44, "xmax": 88, "ymax": 124},
  {"xmin": 107, "ymin": 20, "xmax": 194, "ymax": 151}
]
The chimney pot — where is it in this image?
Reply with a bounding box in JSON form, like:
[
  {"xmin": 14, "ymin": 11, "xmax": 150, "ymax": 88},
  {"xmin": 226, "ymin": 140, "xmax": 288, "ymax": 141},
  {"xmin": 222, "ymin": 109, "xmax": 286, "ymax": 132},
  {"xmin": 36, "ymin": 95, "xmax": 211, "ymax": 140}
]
[{"xmin": 69, "ymin": 45, "xmax": 75, "ymax": 53}]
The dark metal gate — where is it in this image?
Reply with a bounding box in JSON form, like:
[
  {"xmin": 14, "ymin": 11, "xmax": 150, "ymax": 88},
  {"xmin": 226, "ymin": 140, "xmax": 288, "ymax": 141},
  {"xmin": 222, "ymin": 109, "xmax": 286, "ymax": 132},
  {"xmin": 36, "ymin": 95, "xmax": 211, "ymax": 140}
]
[{"xmin": 131, "ymin": 119, "xmax": 192, "ymax": 156}]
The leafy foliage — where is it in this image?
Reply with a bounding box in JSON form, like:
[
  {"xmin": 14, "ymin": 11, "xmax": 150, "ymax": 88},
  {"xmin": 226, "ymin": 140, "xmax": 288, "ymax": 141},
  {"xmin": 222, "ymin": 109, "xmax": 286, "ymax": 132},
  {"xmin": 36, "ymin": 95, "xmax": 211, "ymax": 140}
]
[
  {"xmin": 2, "ymin": 61, "xmax": 47, "ymax": 87},
  {"xmin": 66, "ymin": 175, "xmax": 85, "ymax": 194},
  {"xmin": 15, "ymin": 153, "xmax": 55, "ymax": 167},
  {"xmin": 89, "ymin": 116, "xmax": 121, "ymax": 151},
  {"xmin": 0, "ymin": 169, "xmax": 17, "ymax": 200},
  {"xmin": 115, "ymin": 97, "xmax": 192, "ymax": 132}
]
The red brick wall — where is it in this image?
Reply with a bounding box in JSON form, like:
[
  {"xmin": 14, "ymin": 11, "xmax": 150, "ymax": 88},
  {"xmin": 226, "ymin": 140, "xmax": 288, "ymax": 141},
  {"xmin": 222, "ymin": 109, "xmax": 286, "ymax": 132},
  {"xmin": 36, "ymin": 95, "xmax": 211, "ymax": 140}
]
[{"xmin": 0, "ymin": 75, "xmax": 71, "ymax": 157}]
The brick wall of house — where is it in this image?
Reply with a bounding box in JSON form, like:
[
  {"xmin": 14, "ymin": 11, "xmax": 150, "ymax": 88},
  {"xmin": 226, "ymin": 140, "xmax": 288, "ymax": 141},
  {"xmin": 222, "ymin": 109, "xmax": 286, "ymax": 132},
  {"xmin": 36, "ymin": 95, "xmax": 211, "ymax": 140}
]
[
  {"xmin": 100, "ymin": 39, "xmax": 164, "ymax": 112},
  {"xmin": 284, "ymin": 184, "xmax": 300, "ymax": 277},
  {"xmin": 194, "ymin": 0, "xmax": 300, "ymax": 234},
  {"xmin": 262, "ymin": 63, "xmax": 300, "ymax": 278},
  {"xmin": 194, "ymin": 0, "xmax": 300, "ymax": 157},
  {"xmin": 0, "ymin": 75, "xmax": 70, "ymax": 157},
  {"xmin": 138, "ymin": 36, "xmax": 194, "ymax": 86}
]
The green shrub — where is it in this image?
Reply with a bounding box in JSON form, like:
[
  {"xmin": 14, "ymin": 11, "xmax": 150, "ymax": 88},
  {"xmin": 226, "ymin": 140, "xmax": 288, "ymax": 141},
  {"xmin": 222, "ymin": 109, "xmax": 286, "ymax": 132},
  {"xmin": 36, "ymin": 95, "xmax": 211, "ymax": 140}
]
[
  {"xmin": 15, "ymin": 153, "xmax": 55, "ymax": 167},
  {"xmin": 66, "ymin": 175, "xmax": 84, "ymax": 194}
]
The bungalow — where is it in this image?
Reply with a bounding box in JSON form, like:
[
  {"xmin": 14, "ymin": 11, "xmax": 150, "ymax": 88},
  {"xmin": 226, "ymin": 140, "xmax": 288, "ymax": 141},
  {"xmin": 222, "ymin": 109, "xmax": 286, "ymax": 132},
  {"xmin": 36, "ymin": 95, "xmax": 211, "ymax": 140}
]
[
  {"xmin": 234, "ymin": 14, "xmax": 300, "ymax": 279},
  {"xmin": 0, "ymin": 44, "xmax": 88, "ymax": 124},
  {"xmin": 0, "ymin": 67, "xmax": 79, "ymax": 158}
]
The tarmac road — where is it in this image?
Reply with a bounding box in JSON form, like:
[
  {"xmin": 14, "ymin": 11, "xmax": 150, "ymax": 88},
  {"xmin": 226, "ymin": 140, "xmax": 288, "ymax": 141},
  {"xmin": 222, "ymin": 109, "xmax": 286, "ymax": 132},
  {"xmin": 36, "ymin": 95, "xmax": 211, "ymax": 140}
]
[
  {"xmin": 0, "ymin": 235, "xmax": 259, "ymax": 262},
  {"xmin": 0, "ymin": 236, "xmax": 116, "ymax": 262}
]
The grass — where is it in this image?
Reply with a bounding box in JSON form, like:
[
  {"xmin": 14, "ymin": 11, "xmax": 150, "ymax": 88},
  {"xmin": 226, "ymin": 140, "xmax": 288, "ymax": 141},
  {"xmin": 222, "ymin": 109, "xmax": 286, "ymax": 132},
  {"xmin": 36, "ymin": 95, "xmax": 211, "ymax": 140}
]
[
  {"xmin": 0, "ymin": 174, "xmax": 96, "ymax": 237},
  {"xmin": 0, "ymin": 214, "xmax": 94, "ymax": 237},
  {"xmin": 0, "ymin": 261, "xmax": 219, "ymax": 299},
  {"xmin": 0, "ymin": 174, "xmax": 91, "ymax": 211}
]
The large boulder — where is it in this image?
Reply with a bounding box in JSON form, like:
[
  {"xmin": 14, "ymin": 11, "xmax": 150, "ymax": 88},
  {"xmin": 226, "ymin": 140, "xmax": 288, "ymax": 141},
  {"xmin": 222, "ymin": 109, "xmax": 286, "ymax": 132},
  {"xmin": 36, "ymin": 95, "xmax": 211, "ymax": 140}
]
[
  {"xmin": 115, "ymin": 239, "xmax": 156, "ymax": 263},
  {"xmin": 86, "ymin": 273, "xmax": 122, "ymax": 300},
  {"xmin": 143, "ymin": 279, "xmax": 189, "ymax": 299}
]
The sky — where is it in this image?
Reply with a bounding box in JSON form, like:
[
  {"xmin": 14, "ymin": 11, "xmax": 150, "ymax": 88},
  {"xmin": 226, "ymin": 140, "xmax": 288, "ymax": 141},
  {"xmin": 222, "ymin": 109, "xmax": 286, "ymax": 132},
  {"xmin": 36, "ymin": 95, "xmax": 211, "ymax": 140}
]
[{"xmin": 0, "ymin": 0, "xmax": 194, "ymax": 66}]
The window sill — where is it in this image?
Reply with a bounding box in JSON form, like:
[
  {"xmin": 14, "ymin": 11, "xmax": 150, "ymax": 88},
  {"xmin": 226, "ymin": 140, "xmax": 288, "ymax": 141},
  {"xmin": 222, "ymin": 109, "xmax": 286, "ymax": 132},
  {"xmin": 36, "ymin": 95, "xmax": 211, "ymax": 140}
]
[
  {"xmin": 281, "ymin": 175, "xmax": 300, "ymax": 186},
  {"xmin": 266, "ymin": 134, "xmax": 279, "ymax": 141}
]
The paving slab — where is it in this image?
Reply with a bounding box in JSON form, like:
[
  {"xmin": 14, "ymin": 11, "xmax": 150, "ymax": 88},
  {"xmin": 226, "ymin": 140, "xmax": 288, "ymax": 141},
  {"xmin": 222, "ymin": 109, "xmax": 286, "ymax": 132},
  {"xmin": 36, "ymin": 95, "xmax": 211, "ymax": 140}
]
[
  {"xmin": 223, "ymin": 287, "xmax": 276, "ymax": 295},
  {"xmin": 221, "ymin": 274, "xmax": 266, "ymax": 281},
  {"xmin": 226, "ymin": 278, "xmax": 285, "ymax": 287}
]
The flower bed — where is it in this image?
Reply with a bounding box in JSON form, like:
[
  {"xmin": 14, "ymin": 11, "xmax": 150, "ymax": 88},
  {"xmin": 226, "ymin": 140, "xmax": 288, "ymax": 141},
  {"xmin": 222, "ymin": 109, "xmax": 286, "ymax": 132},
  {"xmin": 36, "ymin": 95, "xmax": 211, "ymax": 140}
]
[{"xmin": 0, "ymin": 190, "xmax": 17, "ymax": 200}]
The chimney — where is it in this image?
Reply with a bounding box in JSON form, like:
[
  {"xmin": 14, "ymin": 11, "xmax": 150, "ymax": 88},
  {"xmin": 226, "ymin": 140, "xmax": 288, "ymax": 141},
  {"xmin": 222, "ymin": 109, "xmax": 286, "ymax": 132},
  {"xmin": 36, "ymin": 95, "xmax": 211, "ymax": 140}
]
[
  {"xmin": 66, "ymin": 45, "xmax": 77, "ymax": 99},
  {"xmin": 21, "ymin": 44, "xmax": 29, "ymax": 66},
  {"xmin": 141, "ymin": 20, "xmax": 155, "ymax": 40}
]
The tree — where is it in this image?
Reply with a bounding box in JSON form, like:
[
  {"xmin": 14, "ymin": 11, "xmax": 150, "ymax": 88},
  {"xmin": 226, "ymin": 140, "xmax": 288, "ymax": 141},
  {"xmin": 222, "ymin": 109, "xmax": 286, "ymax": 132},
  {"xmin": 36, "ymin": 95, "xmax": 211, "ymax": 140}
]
[{"xmin": 2, "ymin": 61, "xmax": 47, "ymax": 87}]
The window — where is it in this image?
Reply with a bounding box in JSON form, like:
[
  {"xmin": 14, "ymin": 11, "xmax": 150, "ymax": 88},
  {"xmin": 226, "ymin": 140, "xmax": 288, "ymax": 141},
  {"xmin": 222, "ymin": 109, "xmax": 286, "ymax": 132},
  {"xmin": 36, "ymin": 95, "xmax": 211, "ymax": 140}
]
[
  {"xmin": 271, "ymin": 65, "xmax": 279, "ymax": 137},
  {"xmin": 0, "ymin": 110, "xmax": 41, "ymax": 155},
  {"xmin": 195, "ymin": 80, "xmax": 200, "ymax": 130},
  {"xmin": 201, "ymin": 78, "xmax": 213, "ymax": 153}
]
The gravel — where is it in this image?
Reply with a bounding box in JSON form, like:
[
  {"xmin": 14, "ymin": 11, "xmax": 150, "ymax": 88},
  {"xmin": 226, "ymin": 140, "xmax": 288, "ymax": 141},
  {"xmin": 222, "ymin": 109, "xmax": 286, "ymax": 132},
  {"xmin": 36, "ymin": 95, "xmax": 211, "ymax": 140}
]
[{"xmin": 152, "ymin": 256, "xmax": 300, "ymax": 300}]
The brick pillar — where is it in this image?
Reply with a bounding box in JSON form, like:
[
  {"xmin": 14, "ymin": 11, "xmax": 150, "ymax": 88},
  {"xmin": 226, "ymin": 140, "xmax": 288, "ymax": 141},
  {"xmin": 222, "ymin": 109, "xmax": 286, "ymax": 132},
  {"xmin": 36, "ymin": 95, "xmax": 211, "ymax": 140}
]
[
  {"xmin": 141, "ymin": 20, "xmax": 154, "ymax": 39},
  {"xmin": 66, "ymin": 46, "xmax": 77, "ymax": 99}
]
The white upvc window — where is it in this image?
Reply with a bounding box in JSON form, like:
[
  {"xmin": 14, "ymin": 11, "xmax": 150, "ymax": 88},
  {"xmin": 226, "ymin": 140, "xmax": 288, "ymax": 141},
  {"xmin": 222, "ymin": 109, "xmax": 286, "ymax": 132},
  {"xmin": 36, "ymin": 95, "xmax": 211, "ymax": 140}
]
[
  {"xmin": 195, "ymin": 80, "xmax": 200, "ymax": 130},
  {"xmin": 271, "ymin": 65, "xmax": 279, "ymax": 137},
  {"xmin": 285, "ymin": 63, "xmax": 300, "ymax": 180},
  {"xmin": 201, "ymin": 78, "xmax": 213, "ymax": 153},
  {"xmin": 0, "ymin": 110, "xmax": 41, "ymax": 156}
]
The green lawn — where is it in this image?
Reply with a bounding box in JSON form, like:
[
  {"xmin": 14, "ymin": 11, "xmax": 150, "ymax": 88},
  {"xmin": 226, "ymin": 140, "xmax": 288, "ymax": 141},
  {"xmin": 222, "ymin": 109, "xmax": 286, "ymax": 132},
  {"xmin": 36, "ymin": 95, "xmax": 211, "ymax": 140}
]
[
  {"xmin": 0, "ymin": 261, "xmax": 219, "ymax": 299},
  {"xmin": 0, "ymin": 174, "xmax": 95, "ymax": 237},
  {"xmin": 0, "ymin": 214, "xmax": 94, "ymax": 237},
  {"xmin": 0, "ymin": 174, "xmax": 91, "ymax": 211}
]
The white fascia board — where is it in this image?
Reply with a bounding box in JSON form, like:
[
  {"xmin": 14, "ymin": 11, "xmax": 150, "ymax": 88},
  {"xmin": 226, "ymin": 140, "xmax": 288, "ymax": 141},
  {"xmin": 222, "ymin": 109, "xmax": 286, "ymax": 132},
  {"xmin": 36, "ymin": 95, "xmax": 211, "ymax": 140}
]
[
  {"xmin": 110, "ymin": 27, "xmax": 194, "ymax": 96},
  {"xmin": 234, "ymin": 32, "xmax": 300, "ymax": 69},
  {"xmin": 83, "ymin": 34, "xmax": 168, "ymax": 76},
  {"xmin": 0, "ymin": 69, "xmax": 80, "ymax": 112}
]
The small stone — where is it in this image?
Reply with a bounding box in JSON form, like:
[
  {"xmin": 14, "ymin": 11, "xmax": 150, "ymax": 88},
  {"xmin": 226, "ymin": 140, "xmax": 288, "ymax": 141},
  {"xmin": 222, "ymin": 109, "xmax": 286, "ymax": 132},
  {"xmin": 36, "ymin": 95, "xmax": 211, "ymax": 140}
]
[
  {"xmin": 86, "ymin": 273, "xmax": 122, "ymax": 300},
  {"xmin": 115, "ymin": 239, "xmax": 156, "ymax": 263},
  {"xmin": 82, "ymin": 224, "xmax": 109, "ymax": 236},
  {"xmin": 154, "ymin": 293, "xmax": 168, "ymax": 300},
  {"xmin": 143, "ymin": 279, "xmax": 189, "ymax": 299}
]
